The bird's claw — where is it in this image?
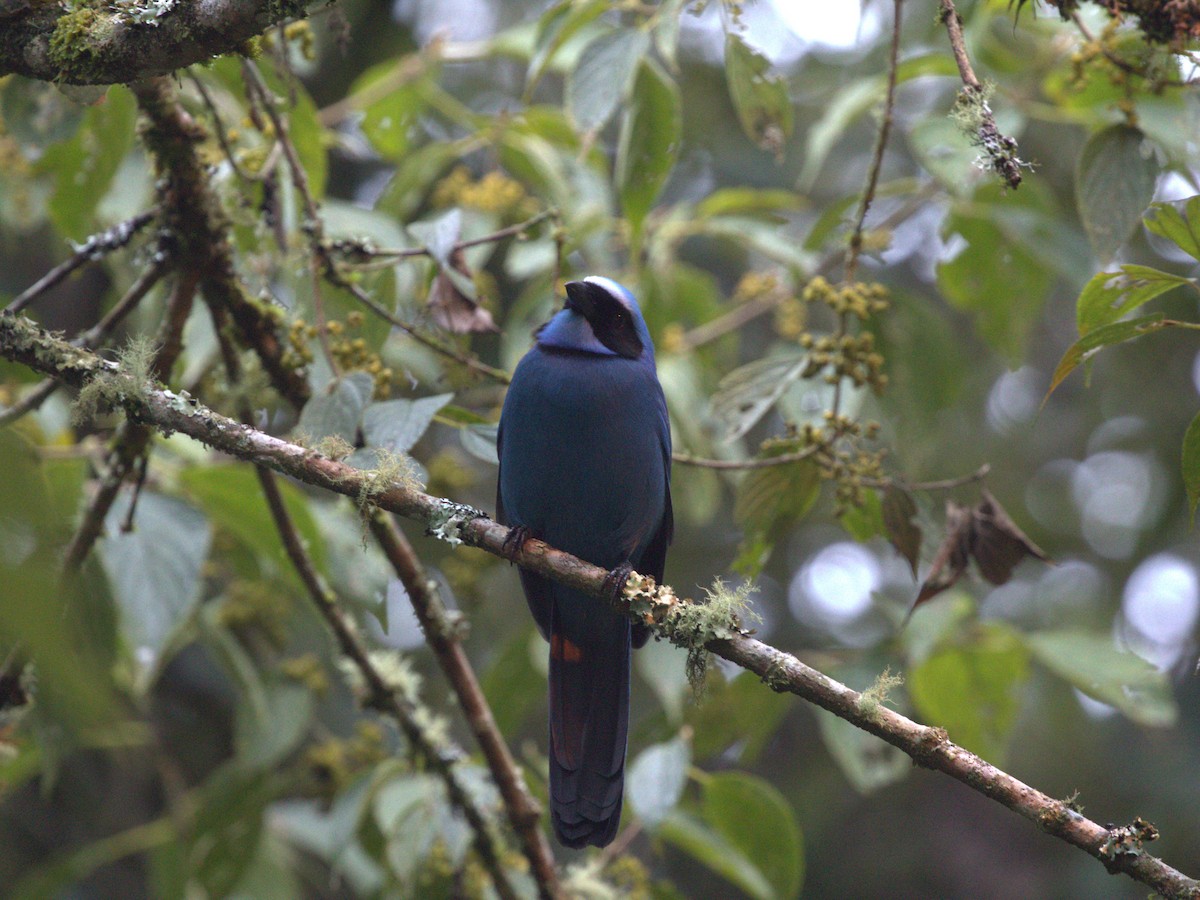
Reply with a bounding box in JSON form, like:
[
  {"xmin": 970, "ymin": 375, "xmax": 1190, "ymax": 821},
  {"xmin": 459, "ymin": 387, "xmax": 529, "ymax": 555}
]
[
  {"xmin": 502, "ymin": 525, "xmax": 532, "ymax": 563},
  {"xmin": 602, "ymin": 561, "xmax": 635, "ymax": 603}
]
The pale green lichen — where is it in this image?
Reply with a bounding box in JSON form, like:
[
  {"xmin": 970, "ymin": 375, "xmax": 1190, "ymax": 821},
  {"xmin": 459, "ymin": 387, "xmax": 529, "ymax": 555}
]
[
  {"xmin": 857, "ymin": 666, "xmax": 904, "ymax": 720},
  {"xmin": 72, "ymin": 334, "xmax": 157, "ymax": 425},
  {"xmin": 625, "ymin": 576, "xmax": 759, "ymax": 691}
]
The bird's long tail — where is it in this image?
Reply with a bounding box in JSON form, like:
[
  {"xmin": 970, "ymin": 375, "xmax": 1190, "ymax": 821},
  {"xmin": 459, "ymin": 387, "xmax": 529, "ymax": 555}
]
[{"xmin": 547, "ymin": 602, "xmax": 630, "ymax": 849}]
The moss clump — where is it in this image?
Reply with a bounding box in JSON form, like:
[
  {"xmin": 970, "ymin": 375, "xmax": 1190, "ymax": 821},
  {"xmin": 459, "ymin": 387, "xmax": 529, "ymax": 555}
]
[
  {"xmin": 48, "ymin": 4, "xmax": 117, "ymax": 77},
  {"xmin": 857, "ymin": 666, "xmax": 904, "ymax": 720},
  {"xmin": 72, "ymin": 334, "xmax": 157, "ymax": 425},
  {"xmin": 655, "ymin": 578, "xmax": 759, "ymax": 691}
]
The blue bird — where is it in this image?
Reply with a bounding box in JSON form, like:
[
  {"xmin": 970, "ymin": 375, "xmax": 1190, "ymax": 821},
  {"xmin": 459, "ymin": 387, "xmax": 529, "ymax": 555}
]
[{"xmin": 497, "ymin": 276, "xmax": 673, "ymax": 848}]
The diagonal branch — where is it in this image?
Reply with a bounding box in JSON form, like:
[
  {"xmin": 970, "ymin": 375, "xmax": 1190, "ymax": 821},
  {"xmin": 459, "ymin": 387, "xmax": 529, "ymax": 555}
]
[
  {"xmin": 258, "ymin": 467, "xmax": 520, "ymax": 900},
  {"xmin": 3, "ymin": 313, "xmax": 1197, "ymax": 900},
  {"xmin": 369, "ymin": 514, "xmax": 561, "ymax": 899},
  {"xmin": 210, "ymin": 311, "xmax": 524, "ymax": 899}
]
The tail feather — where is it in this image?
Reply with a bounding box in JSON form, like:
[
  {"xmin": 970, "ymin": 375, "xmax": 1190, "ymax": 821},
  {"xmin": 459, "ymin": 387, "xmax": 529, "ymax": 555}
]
[{"xmin": 548, "ymin": 603, "xmax": 630, "ymax": 849}]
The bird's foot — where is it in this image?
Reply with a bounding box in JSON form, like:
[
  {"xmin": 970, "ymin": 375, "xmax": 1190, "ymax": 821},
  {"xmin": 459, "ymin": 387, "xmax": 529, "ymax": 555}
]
[
  {"xmin": 502, "ymin": 525, "xmax": 532, "ymax": 563},
  {"xmin": 602, "ymin": 561, "xmax": 635, "ymax": 603}
]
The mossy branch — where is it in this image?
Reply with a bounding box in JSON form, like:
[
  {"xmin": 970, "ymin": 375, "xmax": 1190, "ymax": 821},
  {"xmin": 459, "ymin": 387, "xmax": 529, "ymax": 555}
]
[
  {"xmin": 0, "ymin": 0, "xmax": 313, "ymax": 85},
  {"xmin": 1, "ymin": 312, "xmax": 1197, "ymax": 900}
]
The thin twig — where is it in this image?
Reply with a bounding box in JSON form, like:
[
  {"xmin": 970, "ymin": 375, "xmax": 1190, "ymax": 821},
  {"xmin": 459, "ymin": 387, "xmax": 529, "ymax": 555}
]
[
  {"xmin": 240, "ymin": 59, "xmax": 340, "ymax": 377},
  {"xmin": 875, "ymin": 463, "xmax": 991, "ymax": 493},
  {"xmin": 844, "ymin": 0, "xmax": 903, "ymax": 285},
  {"xmin": 188, "ymin": 74, "xmax": 255, "ymax": 182},
  {"xmin": 671, "ymin": 445, "xmax": 819, "ymax": 470},
  {"xmin": 0, "ymin": 255, "xmax": 174, "ymax": 429},
  {"xmin": 676, "ymin": 186, "xmax": 936, "ymax": 352},
  {"xmin": 4, "ymin": 210, "xmax": 158, "ymax": 315},
  {"xmin": 938, "ymin": 0, "xmax": 1024, "ymax": 189},
  {"xmin": 1070, "ymin": 14, "xmax": 1195, "ymax": 89},
  {"xmin": 340, "ymin": 208, "xmax": 558, "ymax": 270},
  {"xmin": 61, "ymin": 271, "xmax": 197, "ymax": 573},
  {"xmin": 335, "ymin": 276, "xmax": 512, "ymax": 384},
  {"xmin": 131, "ymin": 77, "xmax": 311, "ymax": 408},
  {"xmin": 5, "ymin": 317, "xmax": 1197, "ymax": 899},
  {"xmin": 211, "ymin": 317, "xmax": 521, "ymax": 900},
  {"xmin": 241, "ymin": 58, "xmax": 513, "ymax": 386},
  {"xmin": 370, "ymin": 514, "xmax": 561, "ymax": 900}
]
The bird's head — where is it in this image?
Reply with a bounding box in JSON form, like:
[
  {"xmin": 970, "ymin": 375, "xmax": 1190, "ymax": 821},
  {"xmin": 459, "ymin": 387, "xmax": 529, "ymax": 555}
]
[{"xmin": 537, "ymin": 276, "xmax": 653, "ymax": 361}]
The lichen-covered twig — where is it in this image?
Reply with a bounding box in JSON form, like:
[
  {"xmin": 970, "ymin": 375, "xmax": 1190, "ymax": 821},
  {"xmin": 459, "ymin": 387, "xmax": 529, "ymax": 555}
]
[
  {"xmin": 369, "ymin": 514, "xmax": 561, "ymax": 900},
  {"xmin": 207, "ymin": 317, "xmax": 523, "ymax": 899},
  {"xmin": 131, "ymin": 76, "xmax": 311, "ymax": 407},
  {"xmin": 3, "ymin": 313, "xmax": 1197, "ymax": 898},
  {"xmin": 3, "ymin": 210, "xmax": 158, "ymax": 316},
  {"xmin": 258, "ymin": 460, "xmax": 519, "ymax": 899},
  {"xmin": 0, "ymin": 254, "xmax": 170, "ymax": 428},
  {"xmin": 938, "ymin": 0, "xmax": 1025, "ymax": 189},
  {"xmin": 61, "ymin": 271, "xmax": 197, "ymax": 573}
]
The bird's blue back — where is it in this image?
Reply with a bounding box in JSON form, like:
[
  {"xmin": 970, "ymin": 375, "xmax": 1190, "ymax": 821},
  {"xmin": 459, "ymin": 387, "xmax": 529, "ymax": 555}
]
[{"xmin": 497, "ymin": 277, "xmax": 672, "ymax": 848}]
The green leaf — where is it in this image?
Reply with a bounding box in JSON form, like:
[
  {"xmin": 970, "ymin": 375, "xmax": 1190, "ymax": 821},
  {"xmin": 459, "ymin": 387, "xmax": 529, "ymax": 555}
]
[
  {"xmin": 686, "ymin": 671, "xmax": 790, "ymax": 764},
  {"xmin": 628, "ymin": 736, "xmax": 690, "ymax": 828},
  {"xmin": 362, "ymin": 393, "xmax": 453, "ymax": 454},
  {"xmin": 1143, "ymin": 194, "xmax": 1200, "ymax": 262},
  {"xmin": 180, "ymin": 463, "xmax": 327, "ymax": 581},
  {"xmin": 267, "ymin": 70, "xmax": 327, "ymax": 201},
  {"xmin": 526, "ymin": 0, "xmax": 609, "ymax": 96},
  {"xmin": 235, "ymin": 676, "xmax": 313, "ymax": 771},
  {"xmin": 658, "ymin": 810, "xmax": 774, "ymax": 900},
  {"xmin": 907, "ymin": 623, "xmax": 1030, "ymax": 760},
  {"xmin": 1047, "ymin": 313, "xmax": 1168, "ymax": 398},
  {"xmin": 40, "ymin": 86, "xmax": 137, "ymax": 241},
  {"xmin": 616, "ymin": 59, "xmax": 681, "ymax": 235},
  {"xmin": 937, "ymin": 207, "xmax": 1055, "ymax": 362},
  {"xmin": 296, "ymin": 371, "xmax": 376, "ymax": 444},
  {"xmin": 461, "ymin": 422, "xmax": 499, "ymax": 464},
  {"xmin": 798, "ymin": 78, "xmax": 882, "ymax": 193},
  {"xmin": 1076, "ymin": 264, "xmax": 1193, "ymax": 335},
  {"xmin": 695, "ymin": 187, "xmax": 801, "ymax": 221},
  {"xmin": 1075, "ymin": 124, "xmax": 1160, "ymax": 261},
  {"xmin": 839, "ymin": 488, "xmax": 885, "ymax": 542},
  {"xmin": 98, "ymin": 491, "xmax": 212, "ymax": 657},
  {"xmin": 724, "ymin": 33, "xmax": 793, "ymax": 158},
  {"xmin": 800, "ymin": 53, "xmax": 956, "ymax": 191},
  {"xmin": 567, "ymin": 28, "xmax": 649, "ymax": 133},
  {"xmin": 734, "ymin": 455, "xmax": 821, "ymax": 578},
  {"xmin": 1183, "ymin": 411, "xmax": 1200, "ymax": 521},
  {"xmin": 353, "ymin": 62, "xmax": 430, "ymax": 161},
  {"xmin": 480, "ymin": 629, "xmax": 542, "ymax": 736},
  {"xmin": 703, "ymin": 772, "xmax": 804, "ymax": 900},
  {"xmin": 1024, "ymin": 631, "xmax": 1177, "ymax": 727},
  {"xmin": 635, "ymin": 639, "xmax": 690, "ymax": 723},
  {"xmin": 710, "ymin": 350, "xmax": 808, "ymax": 442},
  {"xmin": 407, "ymin": 209, "xmax": 460, "ymax": 268},
  {"xmin": 816, "ymin": 708, "xmax": 910, "ymax": 794}
]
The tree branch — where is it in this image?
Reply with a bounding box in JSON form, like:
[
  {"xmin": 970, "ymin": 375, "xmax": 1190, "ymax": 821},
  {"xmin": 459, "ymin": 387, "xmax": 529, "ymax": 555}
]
[
  {"xmin": 131, "ymin": 76, "xmax": 311, "ymax": 407},
  {"xmin": 0, "ymin": 0, "xmax": 314, "ymax": 86},
  {"xmin": 937, "ymin": 0, "xmax": 1025, "ymax": 189},
  {"xmin": 3, "ymin": 313, "xmax": 1197, "ymax": 899},
  {"xmin": 3, "ymin": 210, "xmax": 158, "ymax": 316},
  {"xmin": 369, "ymin": 514, "xmax": 561, "ymax": 899},
  {"xmin": 257, "ymin": 468, "xmax": 520, "ymax": 900}
]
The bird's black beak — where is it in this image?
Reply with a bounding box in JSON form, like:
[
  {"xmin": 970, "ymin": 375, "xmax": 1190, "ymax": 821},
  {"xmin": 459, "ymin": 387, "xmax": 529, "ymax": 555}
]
[{"xmin": 563, "ymin": 281, "xmax": 596, "ymax": 320}]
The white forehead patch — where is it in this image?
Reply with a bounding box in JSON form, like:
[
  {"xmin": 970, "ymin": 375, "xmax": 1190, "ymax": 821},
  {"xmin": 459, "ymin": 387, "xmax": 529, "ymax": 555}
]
[{"xmin": 583, "ymin": 275, "xmax": 635, "ymax": 312}]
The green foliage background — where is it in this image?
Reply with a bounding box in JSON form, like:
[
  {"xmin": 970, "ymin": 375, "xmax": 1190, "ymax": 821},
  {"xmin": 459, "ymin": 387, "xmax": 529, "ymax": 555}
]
[{"xmin": 2, "ymin": 1, "xmax": 1200, "ymax": 897}]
